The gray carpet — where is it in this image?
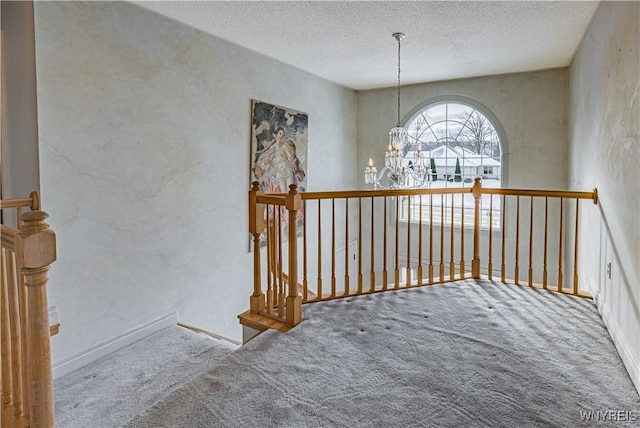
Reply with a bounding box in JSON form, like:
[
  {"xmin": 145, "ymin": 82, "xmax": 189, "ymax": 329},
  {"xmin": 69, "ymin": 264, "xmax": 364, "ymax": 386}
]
[
  {"xmin": 54, "ymin": 325, "xmax": 237, "ymax": 428},
  {"xmin": 124, "ymin": 280, "xmax": 640, "ymax": 428}
]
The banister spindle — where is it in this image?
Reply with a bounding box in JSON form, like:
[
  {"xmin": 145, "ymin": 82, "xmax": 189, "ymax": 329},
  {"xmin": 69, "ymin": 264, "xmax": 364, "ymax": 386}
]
[
  {"xmin": 514, "ymin": 196, "xmax": 521, "ymax": 285},
  {"xmin": 394, "ymin": 197, "xmax": 400, "ymax": 289},
  {"xmin": 317, "ymin": 201, "xmax": 323, "ymax": 300},
  {"xmin": 471, "ymin": 178, "xmax": 482, "ymax": 279},
  {"xmin": 460, "ymin": 193, "xmax": 466, "ymax": 279},
  {"xmin": 488, "ymin": 195, "xmax": 493, "ymax": 280},
  {"xmin": 1, "ymin": 248, "xmax": 14, "ymax": 428},
  {"xmin": 450, "ymin": 194, "xmax": 455, "ymax": 280},
  {"xmin": 573, "ymin": 199, "xmax": 580, "ymax": 295},
  {"xmin": 370, "ymin": 197, "xmax": 376, "ymax": 292},
  {"xmin": 528, "ymin": 196, "xmax": 534, "ymax": 286},
  {"xmin": 358, "ymin": 198, "xmax": 363, "ymax": 294},
  {"xmin": 417, "ymin": 195, "xmax": 423, "ymax": 285},
  {"xmin": 429, "ymin": 194, "xmax": 434, "ymax": 283},
  {"xmin": 344, "ymin": 199, "xmax": 350, "ymax": 296},
  {"xmin": 439, "ymin": 194, "xmax": 444, "ymax": 281}
]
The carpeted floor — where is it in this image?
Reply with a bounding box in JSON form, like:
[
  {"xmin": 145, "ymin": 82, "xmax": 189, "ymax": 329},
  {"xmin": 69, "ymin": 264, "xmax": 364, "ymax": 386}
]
[
  {"xmin": 54, "ymin": 325, "xmax": 238, "ymax": 428},
  {"xmin": 123, "ymin": 280, "xmax": 640, "ymax": 428}
]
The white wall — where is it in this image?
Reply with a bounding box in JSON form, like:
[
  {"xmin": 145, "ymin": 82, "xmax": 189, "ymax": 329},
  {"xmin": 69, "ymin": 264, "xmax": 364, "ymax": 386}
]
[
  {"xmin": 1, "ymin": 0, "xmax": 40, "ymax": 201},
  {"xmin": 33, "ymin": 1, "xmax": 357, "ymax": 365},
  {"xmin": 568, "ymin": 1, "xmax": 640, "ymax": 392},
  {"xmin": 357, "ymin": 69, "xmax": 569, "ymax": 191}
]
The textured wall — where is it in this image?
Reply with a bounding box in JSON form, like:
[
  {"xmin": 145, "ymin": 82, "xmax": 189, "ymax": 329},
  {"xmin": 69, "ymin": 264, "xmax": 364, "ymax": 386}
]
[
  {"xmin": 34, "ymin": 1, "xmax": 356, "ymax": 362},
  {"xmin": 357, "ymin": 69, "xmax": 569, "ymax": 190},
  {"xmin": 568, "ymin": 1, "xmax": 639, "ymax": 391},
  {"xmin": 1, "ymin": 1, "xmax": 40, "ymax": 199}
]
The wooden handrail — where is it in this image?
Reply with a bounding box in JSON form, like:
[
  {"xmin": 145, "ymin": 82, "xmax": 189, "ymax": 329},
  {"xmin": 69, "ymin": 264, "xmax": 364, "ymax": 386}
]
[
  {"xmin": 301, "ymin": 187, "xmax": 471, "ymax": 200},
  {"xmin": 0, "ymin": 192, "xmax": 40, "ymax": 211},
  {"xmin": 481, "ymin": 187, "xmax": 597, "ymax": 202},
  {"xmin": 255, "ymin": 194, "xmax": 287, "ymax": 206}
]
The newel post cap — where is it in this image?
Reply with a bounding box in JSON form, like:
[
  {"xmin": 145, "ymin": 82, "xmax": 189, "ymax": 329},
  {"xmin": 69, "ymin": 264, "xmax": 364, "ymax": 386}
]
[
  {"xmin": 285, "ymin": 184, "xmax": 301, "ymax": 211},
  {"xmin": 19, "ymin": 211, "xmax": 57, "ymax": 269}
]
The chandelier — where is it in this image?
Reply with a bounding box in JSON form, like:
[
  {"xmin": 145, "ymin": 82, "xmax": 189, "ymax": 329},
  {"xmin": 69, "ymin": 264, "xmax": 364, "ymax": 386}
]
[{"xmin": 364, "ymin": 32, "xmax": 430, "ymax": 189}]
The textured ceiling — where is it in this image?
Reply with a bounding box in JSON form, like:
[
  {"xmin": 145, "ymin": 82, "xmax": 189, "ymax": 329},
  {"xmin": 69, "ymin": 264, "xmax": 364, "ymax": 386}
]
[{"xmin": 133, "ymin": 1, "xmax": 599, "ymax": 90}]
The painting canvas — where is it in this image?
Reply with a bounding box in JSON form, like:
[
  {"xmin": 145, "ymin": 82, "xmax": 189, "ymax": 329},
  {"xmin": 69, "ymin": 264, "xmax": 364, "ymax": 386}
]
[{"xmin": 250, "ymin": 100, "xmax": 308, "ymax": 244}]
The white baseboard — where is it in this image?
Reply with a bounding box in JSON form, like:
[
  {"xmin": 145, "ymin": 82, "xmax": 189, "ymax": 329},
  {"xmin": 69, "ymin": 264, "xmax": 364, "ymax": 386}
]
[
  {"xmin": 596, "ymin": 298, "xmax": 640, "ymax": 396},
  {"xmin": 52, "ymin": 312, "xmax": 178, "ymax": 380}
]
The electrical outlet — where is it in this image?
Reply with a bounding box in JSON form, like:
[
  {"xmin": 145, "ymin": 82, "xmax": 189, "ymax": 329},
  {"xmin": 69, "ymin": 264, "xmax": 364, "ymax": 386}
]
[{"xmin": 606, "ymin": 262, "xmax": 612, "ymax": 279}]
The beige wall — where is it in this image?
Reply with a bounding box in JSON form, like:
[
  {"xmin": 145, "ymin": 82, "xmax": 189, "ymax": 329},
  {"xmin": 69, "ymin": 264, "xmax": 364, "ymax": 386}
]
[
  {"xmin": 1, "ymin": 0, "xmax": 40, "ymax": 201},
  {"xmin": 34, "ymin": 1, "xmax": 357, "ymax": 370},
  {"xmin": 568, "ymin": 1, "xmax": 640, "ymax": 392},
  {"xmin": 357, "ymin": 68, "xmax": 569, "ymax": 191}
]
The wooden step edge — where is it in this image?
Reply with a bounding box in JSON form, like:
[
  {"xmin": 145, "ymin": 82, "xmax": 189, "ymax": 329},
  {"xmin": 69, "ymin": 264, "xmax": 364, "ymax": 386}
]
[{"xmin": 238, "ymin": 310, "xmax": 292, "ymax": 333}]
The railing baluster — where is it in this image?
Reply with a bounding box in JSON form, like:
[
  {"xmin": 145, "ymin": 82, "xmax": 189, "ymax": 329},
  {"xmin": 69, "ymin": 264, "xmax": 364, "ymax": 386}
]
[
  {"xmin": 1, "ymin": 248, "xmax": 14, "ymax": 428},
  {"xmin": 471, "ymin": 178, "xmax": 482, "ymax": 279},
  {"xmin": 514, "ymin": 195, "xmax": 520, "ymax": 285},
  {"xmin": 7, "ymin": 250, "xmax": 24, "ymax": 423},
  {"xmin": 394, "ymin": 197, "xmax": 400, "ymax": 289},
  {"xmin": 450, "ymin": 194, "xmax": 455, "ymax": 280},
  {"xmin": 358, "ymin": 198, "xmax": 363, "ymax": 294},
  {"xmin": 501, "ymin": 195, "xmax": 506, "ymax": 282},
  {"xmin": 440, "ymin": 194, "xmax": 445, "ymax": 282},
  {"xmin": 383, "ymin": 197, "xmax": 388, "ymax": 290},
  {"xmin": 317, "ymin": 201, "xmax": 323, "ymax": 300},
  {"xmin": 19, "ymin": 258, "xmax": 30, "ymax": 427},
  {"xmin": 417, "ymin": 195, "xmax": 423, "ymax": 285},
  {"xmin": 528, "ymin": 196, "xmax": 534, "ymax": 286},
  {"xmin": 277, "ymin": 207, "xmax": 284, "ymax": 318},
  {"xmin": 558, "ymin": 198, "xmax": 564, "ymax": 292},
  {"xmin": 488, "ymin": 195, "xmax": 493, "ymax": 280},
  {"xmin": 344, "ymin": 199, "xmax": 350, "ymax": 297},
  {"xmin": 543, "ymin": 197, "xmax": 548, "ymax": 289},
  {"xmin": 406, "ymin": 196, "xmax": 411, "ymax": 286},
  {"xmin": 429, "ymin": 194, "xmax": 434, "ymax": 283},
  {"xmin": 331, "ymin": 199, "xmax": 336, "ymax": 298},
  {"xmin": 573, "ymin": 199, "xmax": 580, "ymax": 295},
  {"xmin": 303, "ymin": 200, "xmax": 308, "ymax": 302},
  {"xmin": 266, "ymin": 208, "xmax": 273, "ymax": 314},
  {"xmin": 460, "ymin": 192, "xmax": 465, "ymax": 279},
  {"xmin": 370, "ymin": 197, "xmax": 376, "ymax": 292}
]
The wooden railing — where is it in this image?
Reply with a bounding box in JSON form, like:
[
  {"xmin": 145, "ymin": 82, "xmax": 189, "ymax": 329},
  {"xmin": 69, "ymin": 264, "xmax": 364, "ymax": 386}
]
[
  {"xmin": 1, "ymin": 192, "xmax": 57, "ymax": 427},
  {"xmin": 242, "ymin": 179, "xmax": 597, "ymax": 330}
]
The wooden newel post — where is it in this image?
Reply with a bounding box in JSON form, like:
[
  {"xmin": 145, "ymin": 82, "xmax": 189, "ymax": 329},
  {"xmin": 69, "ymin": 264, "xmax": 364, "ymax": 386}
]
[
  {"xmin": 471, "ymin": 178, "xmax": 482, "ymax": 279},
  {"xmin": 285, "ymin": 184, "xmax": 302, "ymax": 326},
  {"xmin": 249, "ymin": 182, "xmax": 265, "ymax": 314},
  {"xmin": 19, "ymin": 211, "xmax": 56, "ymax": 428}
]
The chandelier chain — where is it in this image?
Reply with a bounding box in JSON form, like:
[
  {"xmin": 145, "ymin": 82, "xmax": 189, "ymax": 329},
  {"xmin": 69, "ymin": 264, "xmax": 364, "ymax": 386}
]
[{"xmin": 397, "ymin": 35, "xmax": 401, "ymax": 127}]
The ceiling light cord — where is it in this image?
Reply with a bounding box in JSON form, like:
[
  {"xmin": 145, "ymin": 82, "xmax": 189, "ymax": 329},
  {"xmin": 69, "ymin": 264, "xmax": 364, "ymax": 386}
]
[
  {"xmin": 393, "ymin": 33, "xmax": 405, "ymax": 127},
  {"xmin": 397, "ymin": 36, "xmax": 401, "ymax": 127}
]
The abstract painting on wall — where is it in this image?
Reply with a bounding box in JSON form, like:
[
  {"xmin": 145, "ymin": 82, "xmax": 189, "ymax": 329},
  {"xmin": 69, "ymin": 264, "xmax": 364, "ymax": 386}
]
[{"xmin": 249, "ymin": 100, "xmax": 308, "ymax": 245}]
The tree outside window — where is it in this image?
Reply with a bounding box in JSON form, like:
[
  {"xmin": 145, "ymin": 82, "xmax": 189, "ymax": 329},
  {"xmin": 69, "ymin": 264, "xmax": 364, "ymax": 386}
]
[{"xmin": 402, "ymin": 101, "xmax": 504, "ymax": 228}]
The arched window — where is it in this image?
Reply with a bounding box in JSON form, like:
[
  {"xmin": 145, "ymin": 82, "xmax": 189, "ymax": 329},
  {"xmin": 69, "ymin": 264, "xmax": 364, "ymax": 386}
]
[{"xmin": 401, "ymin": 97, "xmax": 507, "ymax": 228}]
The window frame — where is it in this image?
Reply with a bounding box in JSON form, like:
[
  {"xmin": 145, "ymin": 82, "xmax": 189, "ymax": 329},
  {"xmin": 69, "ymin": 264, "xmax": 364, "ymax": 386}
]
[{"xmin": 398, "ymin": 96, "xmax": 509, "ymax": 229}]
